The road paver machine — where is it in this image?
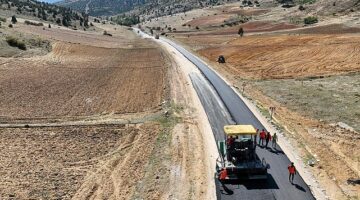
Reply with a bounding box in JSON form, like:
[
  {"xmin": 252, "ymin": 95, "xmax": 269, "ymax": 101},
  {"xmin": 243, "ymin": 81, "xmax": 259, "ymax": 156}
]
[{"xmin": 216, "ymin": 125, "xmax": 268, "ymax": 180}]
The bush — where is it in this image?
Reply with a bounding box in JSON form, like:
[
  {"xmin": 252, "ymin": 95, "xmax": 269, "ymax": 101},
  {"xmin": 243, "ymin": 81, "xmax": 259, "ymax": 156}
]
[
  {"xmin": 8, "ymin": 24, "xmax": 13, "ymax": 28},
  {"xmin": 6, "ymin": 36, "xmax": 26, "ymax": 50},
  {"xmin": 103, "ymin": 31, "xmax": 112, "ymax": 36},
  {"xmin": 24, "ymin": 20, "xmax": 43, "ymax": 26},
  {"xmin": 304, "ymin": 16, "xmax": 318, "ymax": 24},
  {"xmin": 11, "ymin": 15, "xmax": 17, "ymax": 24},
  {"xmin": 0, "ymin": 17, "xmax": 6, "ymax": 22}
]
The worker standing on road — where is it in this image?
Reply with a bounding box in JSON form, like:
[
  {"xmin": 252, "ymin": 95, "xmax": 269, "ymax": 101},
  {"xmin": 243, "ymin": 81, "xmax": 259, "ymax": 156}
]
[
  {"xmin": 288, "ymin": 162, "xmax": 297, "ymax": 184},
  {"xmin": 265, "ymin": 132, "xmax": 272, "ymax": 148},
  {"xmin": 259, "ymin": 129, "xmax": 266, "ymax": 146},
  {"xmin": 219, "ymin": 168, "xmax": 228, "ymax": 186},
  {"xmin": 272, "ymin": 133, "xmax": 278, "ymax": 149}
]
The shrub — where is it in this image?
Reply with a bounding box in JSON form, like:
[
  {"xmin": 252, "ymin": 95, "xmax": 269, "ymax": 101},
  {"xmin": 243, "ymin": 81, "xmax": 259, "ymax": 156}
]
[
  {"xmin": 8, "ymin": 24, "xmax": 13, "ymax": 28},
  {"xmin": 238, "ymin": 27, "xmax": 244, "ymax": 37},
  {"xmin": 0, "ymin": 17, "xmax": 6, "ymax": 22},
  {"xmin": 24, "ymin": 20, "xmax": 43, "ymax": 26},
  {"xmin": 11, "ymin": 15, "xmax": 17, "ymax": 24},
  {"xmin": 103, "ymin": 31, "xmax": 112, "ymax": 36},
  {"xmin": 6, "ymin": 36, "xmax": 26, "ymax": 50},
  {"xmin": 304, "ymin": 16, "xmax": 318, "ymax": 24}
]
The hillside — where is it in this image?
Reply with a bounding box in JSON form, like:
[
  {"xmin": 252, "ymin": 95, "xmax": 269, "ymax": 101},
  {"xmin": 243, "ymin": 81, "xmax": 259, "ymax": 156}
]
[
  {"xmin": 0, "ymin": 0, "xmax": 91, "ymax": 28},
  {"xmin": 57, "ymin": 0, "xmax": 233, "ymax": 16}
]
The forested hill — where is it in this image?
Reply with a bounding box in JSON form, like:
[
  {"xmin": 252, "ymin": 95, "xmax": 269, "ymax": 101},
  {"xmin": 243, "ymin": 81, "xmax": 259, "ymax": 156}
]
[{"xmin": 57, "ymin": 0, "xmax": 231, "ymax": 16}]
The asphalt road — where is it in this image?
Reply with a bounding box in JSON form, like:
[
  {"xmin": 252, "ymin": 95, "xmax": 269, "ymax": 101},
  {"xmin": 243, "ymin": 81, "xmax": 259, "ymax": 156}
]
[{"xmin": 162, "ymin": 38, "xmax": 316, "ymax": 200}]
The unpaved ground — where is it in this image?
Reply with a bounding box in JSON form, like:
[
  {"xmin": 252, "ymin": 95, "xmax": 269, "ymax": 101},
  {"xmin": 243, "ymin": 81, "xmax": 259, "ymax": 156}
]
[
  {"xmin": 0, "ymin": 124, "xmax": 160, "ymax": 199},
  {"xmin": 0, "ymin": 41, "xmax": 165, "ymax": 120},
  {"xmin": 251, "ymin": 74, "xmax": 360, "ymax": 132},
  {"xmin": 177, "ymin": 34, "xmax": 360, "ymax": 79}
]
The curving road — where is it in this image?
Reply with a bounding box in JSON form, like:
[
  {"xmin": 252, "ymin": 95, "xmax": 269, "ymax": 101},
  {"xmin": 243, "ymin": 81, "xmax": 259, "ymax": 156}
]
[{"xmin": 161, "ymin": 38, "xmax": 316, "ymax": 200}]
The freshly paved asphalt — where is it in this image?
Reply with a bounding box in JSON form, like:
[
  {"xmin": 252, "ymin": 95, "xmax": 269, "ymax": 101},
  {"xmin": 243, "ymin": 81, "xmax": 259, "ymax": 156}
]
[{"xmin": 162, "ymin": 38, "xmax": 316, "ymax": 200}]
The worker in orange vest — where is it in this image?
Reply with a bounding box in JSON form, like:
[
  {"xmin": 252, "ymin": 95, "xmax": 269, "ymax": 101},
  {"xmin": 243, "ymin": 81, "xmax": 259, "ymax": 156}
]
[
  {"xmin": 259, "ymin": 129, "xmax": 266, "ymax": 146},
  {"xmin": 265, "ymin": 132, "xmax": 272, "ymax": 148},
  {"xmin": 218, "ymin": 168, "xmax": 228, "ymax": 186},
  {"xmin": 288, "ymin": 162, "xmax": 296, "ymax": 183}
]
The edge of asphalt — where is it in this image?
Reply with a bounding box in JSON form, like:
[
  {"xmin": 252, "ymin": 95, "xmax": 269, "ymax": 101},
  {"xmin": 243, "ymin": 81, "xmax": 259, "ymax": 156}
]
[
  {"xmin": 140, "ymin": 30, "xmax": 219, "ymax": 199},
  {"xmin": 171, "ymin": 41, "xmax": 327, "ymax": 200},
  {"xmin": 134, "ymin": 28, "xmax": 326, "ymax": 200}
]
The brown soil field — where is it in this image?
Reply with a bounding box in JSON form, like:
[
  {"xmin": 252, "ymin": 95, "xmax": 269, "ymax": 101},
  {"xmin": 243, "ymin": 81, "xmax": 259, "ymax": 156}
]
[
  {"xmin": 185, "ymin": 14, "xmax": 233, "ymax": 27},
  {"xmin": 0, "ymin": 41, "xmax": 165, "ymax": 120},
  {"xmin": 223, "ymin": 8, "xmax": 269, "ymax": 16},
  {"xmin": 0, "ymin": 124, "xmax": 160, "ymax": 199},
  {"xmin": 192, "ymin": 34, "xmax": 360, "ymax": 79},
  {"xmin": 13, "ymin": 23, "xmax": 147, "ymax": 49},
  {"xmin": 289, "ymin": 24, "xmax": 360, "ymax": 35},
  {"xmin": 184, "ymin": 21, "xmax": 299, "ymax": 35}
]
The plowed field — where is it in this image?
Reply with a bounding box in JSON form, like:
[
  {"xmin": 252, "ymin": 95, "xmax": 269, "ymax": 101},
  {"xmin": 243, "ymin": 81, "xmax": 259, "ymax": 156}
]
[
  {"xmin": 0, "ymin": 124, "xmax": 160, "ymax": 199},
  {"xmin": 0, "ymin": 42, "xmax": 165, "ymax": 120},
  {"xmin": 194, "ymin": 34, "xmax": 360, "ymax": 79}
]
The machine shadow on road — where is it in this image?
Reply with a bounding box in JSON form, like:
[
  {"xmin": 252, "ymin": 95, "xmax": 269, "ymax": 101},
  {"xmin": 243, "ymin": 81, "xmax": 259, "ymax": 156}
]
[
  {"xmin": 215, "ymin": 173, "xmax": 280, "ymax": 196},
  {"xmin": 267, "ymin": 148, "xmax": 285, "ymax": 155}
]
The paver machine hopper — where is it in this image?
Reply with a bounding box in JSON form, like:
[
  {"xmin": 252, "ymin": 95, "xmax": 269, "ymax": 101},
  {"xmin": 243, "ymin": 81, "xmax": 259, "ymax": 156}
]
[{"xmin": 216, "ymin": 125, "xmax": 268, "ymax": 180}]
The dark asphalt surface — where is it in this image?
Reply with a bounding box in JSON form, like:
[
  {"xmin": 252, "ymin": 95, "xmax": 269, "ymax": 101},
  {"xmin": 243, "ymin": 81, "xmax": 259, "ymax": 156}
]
[{"xmin": 163, "ymin": 38, "xmax": 316, "ymax": 200}]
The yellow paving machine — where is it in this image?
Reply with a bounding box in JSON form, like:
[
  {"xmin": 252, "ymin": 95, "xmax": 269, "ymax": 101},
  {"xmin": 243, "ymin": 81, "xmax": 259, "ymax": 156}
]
[{"xmin": 216, "ymin": 125, "xmax": 268, "ymax": 180}]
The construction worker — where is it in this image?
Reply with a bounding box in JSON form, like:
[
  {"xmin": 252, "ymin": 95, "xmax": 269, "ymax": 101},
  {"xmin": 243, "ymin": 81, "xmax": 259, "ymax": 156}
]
[
  {"xmin": 218, "ymin": 168, "xmax": 228, "ymax": 186},
  {"xmin": 265, "ymin": 131, "xmax": 272, "ymax": 148},
  {"xmin": 288, "ymin": 162, "xmax": 296, "ymax": 183},
  {"xmin": 259, "ymin": 129, "xmax": 266, "ymax": 146},
  {"xmin": 272, "ymin": 133, "xmax": 278, "ymax": 149},
  {"xmin": 227, "ymin": 136, "xmax": 235, "ymax": 150}
]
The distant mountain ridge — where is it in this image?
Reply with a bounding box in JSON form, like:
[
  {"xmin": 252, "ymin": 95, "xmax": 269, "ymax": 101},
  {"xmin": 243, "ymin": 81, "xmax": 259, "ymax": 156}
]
[
  {"xmin": 57, "ymin": 0, "xmax": 231, "ymax": 16},
  {"xmin": 57, "ymin": 0, "xmax": 360, "ymax": 18}
]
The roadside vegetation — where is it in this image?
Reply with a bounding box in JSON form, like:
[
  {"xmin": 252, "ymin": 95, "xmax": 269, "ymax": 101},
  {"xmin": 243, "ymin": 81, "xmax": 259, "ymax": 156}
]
[
  {"xmin": 250, "ymin": 74, "xmax": 360, "ymax": 132},
  {"xmin": 304, "ymin": 16, "xmax": 318, "ymax": 24},
  {"xmin": 6, "ymin": 36, "xmax": 26, "ymax": 50}
]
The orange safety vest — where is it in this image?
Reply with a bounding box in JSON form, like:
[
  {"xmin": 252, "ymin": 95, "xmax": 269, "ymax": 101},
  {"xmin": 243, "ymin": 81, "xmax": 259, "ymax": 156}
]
[
  {"xmin": 219, "ymin": 169, "xmax": 228, "ymax": 180},
  {"xmin": 288, "ymin": 165, "xmax": 296, "ymax": 174},
  {"xmin": 260, "ymin": 131, "xmax": 266, "ymax": 139}
]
